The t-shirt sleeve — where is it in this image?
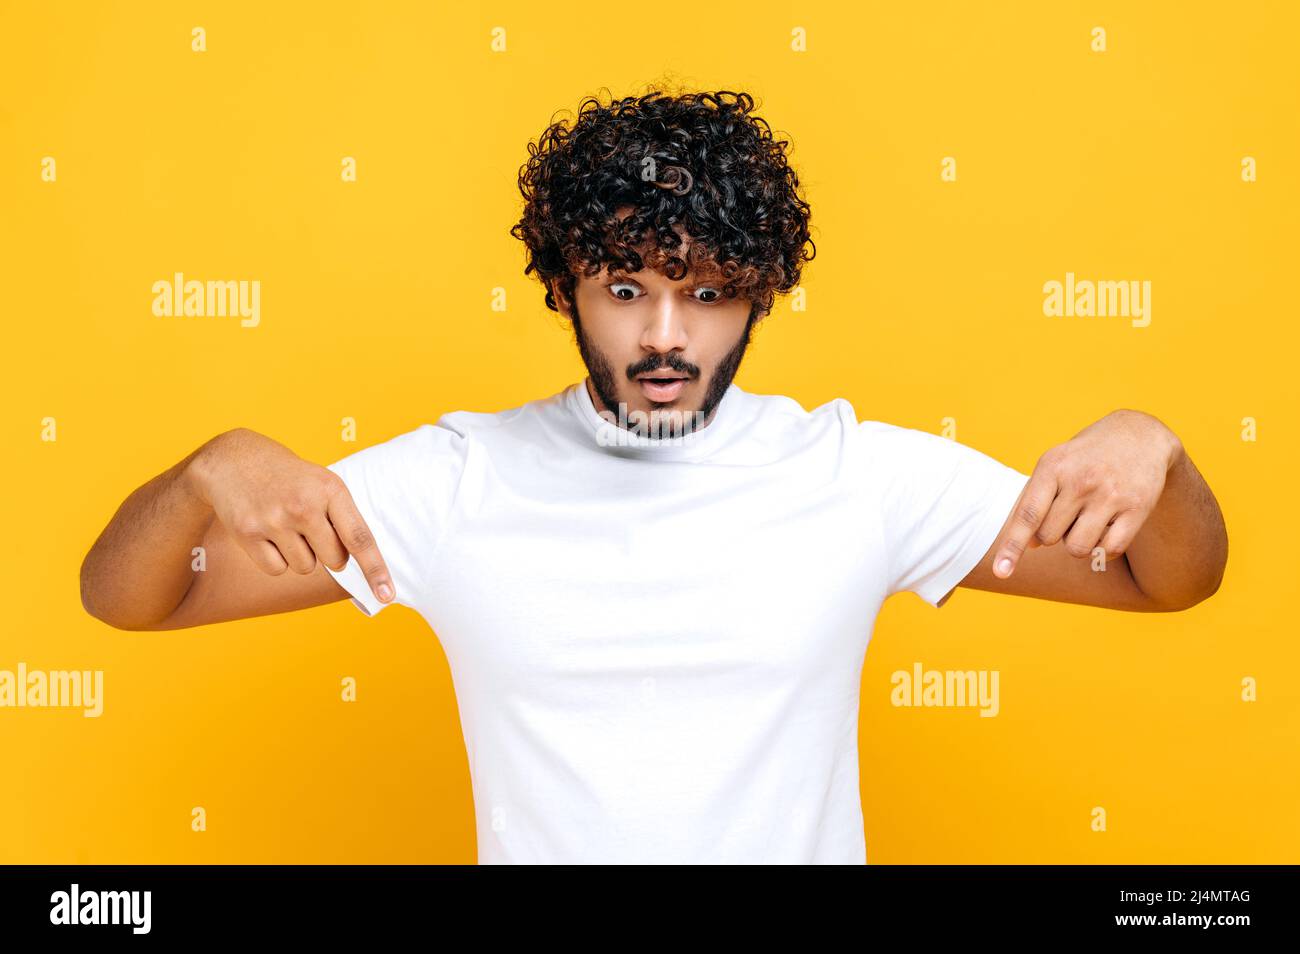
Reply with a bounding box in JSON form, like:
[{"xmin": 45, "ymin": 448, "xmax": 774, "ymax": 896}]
[
  {"xmin": 859, "ymin": 420, "xmax": 1031, "ymax": 608},
  {"xmin": 321, "ymin": 419, "xmax": 470, "ymax": 617}
]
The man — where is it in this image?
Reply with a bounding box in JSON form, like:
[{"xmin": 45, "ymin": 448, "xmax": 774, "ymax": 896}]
[{"xmin": 80, "ymin": 89, "xmax": 1228, "ymax": 864}]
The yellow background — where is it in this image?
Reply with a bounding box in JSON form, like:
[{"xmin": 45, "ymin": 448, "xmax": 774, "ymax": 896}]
[{"xmin": 1, "ymin": 0, "xmax": 1294, "ymax": 863}]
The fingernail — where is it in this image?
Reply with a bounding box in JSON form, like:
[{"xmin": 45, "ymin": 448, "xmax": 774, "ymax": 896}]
[
  {"xmin": 995, "ymin": 558, "xmax": 1013, "ymax": 577},
  {"xmin": 377, "ymin": 583, "xmax": 392, "ymax": 601}
]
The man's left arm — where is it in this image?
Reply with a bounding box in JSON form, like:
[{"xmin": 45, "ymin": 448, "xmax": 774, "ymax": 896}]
[{"xmin": 959, "ymin": 409, "xmax": 1228, "ymax": 612}]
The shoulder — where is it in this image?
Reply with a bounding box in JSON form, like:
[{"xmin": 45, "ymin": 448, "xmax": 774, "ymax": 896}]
[
  {"xmin": 855, "ymin": 418, "xmax": 1028, "ymax": 504},
  {"xmin": 854, "ymin": 420, "xmax": 965, "ymax": 479},
  {"xmin": 738, "ymin": 389, "xmax": 862, "ymax": 436},
  {"xmin": 856, "ymin": 418, "xmax": 952, "ymax": 454},
  {"xmin": 343, "ymin": 417, "xmax": 471, "ymax": 462},
  {"xmin": 330, "ymin": 387, "xmax": 579, "ymax": 477},
  {"xmin": 375, "ymin": 390, "xmax": 559, "ymax": 454},
  {"xmin": 719, "ymin": 390, "xmax": 872, "ymax": 466},
  {"xmin": 435, "ymin": 386, "xmax": 573, "ymax": 436},
  {"xmin": 325, "ymin": 407, "xmax": 490, "ymax": 479}
]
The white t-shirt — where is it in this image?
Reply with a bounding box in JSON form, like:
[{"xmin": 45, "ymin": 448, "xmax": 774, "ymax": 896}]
[{"xmin": 324, "ymin": 380, "xmax": 1030, "ymax": 864}]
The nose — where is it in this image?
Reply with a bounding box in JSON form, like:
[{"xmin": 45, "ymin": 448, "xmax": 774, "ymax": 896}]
[{"xmin": 639, "ymin": 296, "xmax": 689, "ymax": 355}]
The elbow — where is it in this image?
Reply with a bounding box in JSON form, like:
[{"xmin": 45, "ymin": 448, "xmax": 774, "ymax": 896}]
[
  {"xmin": 1193, "ymin": 562, "xmax": 1227, "ymax": 609},
  {"xmin": 1154, "ymin": 565, "xmax": 1226, "ymax": 613},
  {"xmin": 1160, "ymin": 589, "xmax": 1213, "ymax": 614},
  {"xmin": 79, "ymin": 556, "xmax": 146, "ymax": 631},
  {"xmin": 79, "ymin": 554, "xmax": 102, "ymax": 623},
  {"xmin": 1142, "ymin": 522, "xmax": 1229, "ymax": 613},
  {"xmin": 79, "ymin": 574, "xmax": 122, "ymax": 629},
  {"xmin": 1183, "ymin": 528, "xmax": 1230, "ymax": 610}
]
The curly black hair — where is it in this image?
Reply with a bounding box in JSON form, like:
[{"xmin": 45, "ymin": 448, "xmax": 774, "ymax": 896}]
[{"xmin": 510, "ymin": 86, "xmax": 816, "ymax": 323}]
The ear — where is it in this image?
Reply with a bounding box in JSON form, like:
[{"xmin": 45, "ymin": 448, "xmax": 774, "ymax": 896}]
[{"xmin": 551, "ymin": 278, "xmax": 574, "ymax": 319}]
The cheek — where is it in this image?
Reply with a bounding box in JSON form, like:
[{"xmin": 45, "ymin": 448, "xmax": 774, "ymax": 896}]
[
  {"xmin": 587, "ymin": 321, "xmax": 642, "ymax": 361},
  {"xmin": 575, "ymin": 298, "xmax": 629, "ymax": 346},
  {"xmin": 702, "ymin": 316, "xmax": 751, "ymax": 358}
]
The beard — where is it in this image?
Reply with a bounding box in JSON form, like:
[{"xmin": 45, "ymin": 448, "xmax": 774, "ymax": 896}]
[{"xmin": 570, "ymin": 299, "xmax": 756, "ymax": 430}]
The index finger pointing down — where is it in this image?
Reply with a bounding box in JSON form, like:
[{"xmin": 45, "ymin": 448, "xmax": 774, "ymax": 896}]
[
  {"xmin": 992, "ymin": 471, "xmax": 1059, "ymax": 578},
  {"xmin": 326, "ymin": 487, "xmax": 395, "ymax": 604}
]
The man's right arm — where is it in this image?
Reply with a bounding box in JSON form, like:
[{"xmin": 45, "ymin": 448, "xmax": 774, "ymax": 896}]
[{"xmin": 80, "ymin": 428, "xmax": 395, "ymax": 631}]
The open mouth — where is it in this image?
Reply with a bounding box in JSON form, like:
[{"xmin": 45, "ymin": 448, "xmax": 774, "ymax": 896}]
[{"xmin": 637, "ymin": 376, "xmax": 689, "ymax": 401}]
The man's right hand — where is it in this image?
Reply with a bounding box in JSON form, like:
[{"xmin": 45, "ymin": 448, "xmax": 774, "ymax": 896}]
[{"xmin": 187, "ymin": 428, "xmax": 394, "ymax": 605}]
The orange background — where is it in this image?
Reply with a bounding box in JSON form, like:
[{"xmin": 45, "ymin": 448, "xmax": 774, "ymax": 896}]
[{"xmin": 0, "ymin": 0, "xmax": 1295, "ymax": 862}]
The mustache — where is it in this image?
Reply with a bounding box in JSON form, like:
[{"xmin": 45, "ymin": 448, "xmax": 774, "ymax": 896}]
[{"xmin": 626, "ymin": 355, "xmax": 699, "ymax": 379}]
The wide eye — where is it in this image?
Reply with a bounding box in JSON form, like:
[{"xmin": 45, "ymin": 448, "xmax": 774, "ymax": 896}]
[
  {"xmin": 608, "ymin": 282, "xmax": 641, "ymax": 302},
  {"xmin": 693, "ymin": 287, "xmax": 723, "ymax": 304}
]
